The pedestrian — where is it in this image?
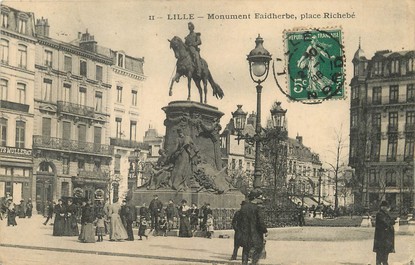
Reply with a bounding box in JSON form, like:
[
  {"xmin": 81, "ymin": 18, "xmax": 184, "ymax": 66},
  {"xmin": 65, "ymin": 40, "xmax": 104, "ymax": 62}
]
[
  {"xmin": 107, "ymin": 198, "xmax": 128, "ymax": 241},
  {"xmin": 95, "ymin": 213, "xmax": 105, "ymax": 242},
  {"xmin": 178, "ymin": 199, "xmax": 192, "ymax": 237},
  {"xmin": 159, "ymin": 215, "xmax": 168, "ymax": 237},
  {"xmin": 138, "ymin": 216, "xmax": 149, "ymax": 240},
  {"xmin": 165, "ymin": 199, "xmax": 177, "ymax": 231},
  {"xmin": 373, "ymin": 200, "xmax": 395, "ymax": 265},
  {"xmin": 206, "ymin": 213, "xmax": 214, "ymax": 239},
  {"xmin": 149, "ymin": 194, "xmax": 163, "ymax": 233},
  {"xmin": 139, "ymin": 203, "xmax": 150, "ymax": 223},
  {"xmin": 190, "ymin": 203, "xmax": 199, "ymax": 232},
  {"xmin": 64, "ymin": 198, "xmax": 79, "ymax": 236},
  {"xmin": 238, "ymin": 189, "xmax": 268, "ymax": 265},
  {"xmin": 43, "ymin": 200, "xmax": 54, "ymax": 225},
  {"xmin": 231, "ymin": 201, "xmax": 245, "ymax": 260},
  {"xmin": 25, "ymin": 199, "xmax": 33, "ymax": 218},
  {"xmin": 53, "ymin": 199, "xmax": 65, "ymax": 236},
  {"xmin": 7, "ymin": 199, "xmax": 17, "ymax": 226},
  {"xmin": 122, "ymin": 200, "xmax": 135, "ymax": 241},
  {"xmin": 202, "ymin": 203, "xmax": 212, "ymax": 232},
  {"xmin": 79, "ymin": 199, "xmax": 95, "ymax": 243},
  {"xmin": 296, "ymin": 202, "xmax": 305, "ymax": 226},
  {"xmin": 18, "ymin": 200, "xmax": 25, "ymax": 218}
]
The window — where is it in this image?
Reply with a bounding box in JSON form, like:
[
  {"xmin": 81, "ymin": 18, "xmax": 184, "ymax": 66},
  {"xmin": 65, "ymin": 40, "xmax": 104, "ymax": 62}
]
[
  {"xmin": 94, "ymin": 126, "xmax": 102, "ymax": 144},
  {"xmin": 77, "ymin": 159, "xmax": 85, "ymax": 171},
  {"xmin": 62, "ymin": 121, "xmax": 71, "ymax": 140},
  {"xmin": 15, "ymin": 121, "xmax": 25, "ymax": 148},
  {"xmin": 0, "ymin": 118, "xmax": 6, "ymax": 146},
  {"xmin": 371, "ymin": 137, "xmax": 381, "ymax": 161},
  {"xmin": 1, "ymin": 12, "xmax": 8, "ymax": 28},
  {"xmin": 406, "ymin": 111, "xmax": 415, "ymax": 125},
  {"xmin": 0, "ymin": 79, "xmax": 7, "ymax": 100},
  {"xmin": 389, "ymin": 85, "xmax": 399, "ymax": 103},
  {"xmin": 44, "ymin": 50, "xmax": 52, "ymax": 67},
  {"xmin": 18, "ymin": 19, "xmax": 26, "ymax": 34},
  {"xmin": 0, "ymin": 39, "xmax": 8, "ymax": 63},
  {"xmin": 114, "ymin": 155, "xmax": 121, "ymax": 174},
  {"xmin": 80, "ymin": 60, "xmax": 87, "ymax": 77},
  {"xmin": 18, "ymin": 44, "xmax": 27, "ymax": 68},
  {"xmin": 354, "ymin": 64, "xmax": 358, "ymax": 76},
  {"xmin": 115, "ymin": 118, "xmax": 122, "ymax": 138},
  {"xmin": 17, "ymin": 83, "xmax": 26, "ymax": 104},
  {"xmin": 220, "ymin": 136, "xmax": 226, "ymax": 148},
  {"xmin": 64, "ymin": 55, "xmax": 72, "ymax": 72},
  {"xmin": 407, "ymin": 84, "xmax": 415, "ymax": 102},
  {"xmin": 404, "ymin": 133, "xmax": 414, "ymax": 160},
  {"xmin": 96, "ymin": 65, "xmax": 103, "ymax": 81},
  {"xmin": 408, "ymin": 58, "xmax": 415, "ymax": 72},
  {"xmin": 239, "ymin": 159, "xmax": 242, "ymax": 170},
  {"xmin": 387, "ymin": 134, "xmax": 398, "ymax": 161},
  {"xmin": 385, "ymin": 171, "xmax": 397, "ymax": 187},
  {"xmin": 42, "ymin": 79, "xmax": 52, "ymax": 102},
  {"xmin": 372, "ymin": 87, "xmax": 381, "ymax": 104},
  {"xmin": 130, "ymin": 121, "xmax": 137, "ymax": 141},
  {"xmin": 117, "ymin": 53, "xmax": 124, "ymax": 68},
  {"xmin": 390, "ymin": 59, "xmax": 400, "ymax": 74},
  {"xmin": 374, "ymin": 61, "xmax": 382, "ymax": 75},
  {"xmin": 231, "ymin": 159, "xmax": 236, "ymax": 170},
  {"xmin": 62, "ymin": 157, "xmax": 70, "ymax": 175},
  {"xmin": 351, "ymin": 87, "xmax": 359, "ymax": 99},
  {"xmin": 61, "ymin": 182, "xmax": 69, "ymax": 196},
  {"xmin": 131, "ymin": 90, "xmax": 138, "ymax": 106},
  {"xmin": 94, "ymin": 160, "xmax": 101, "ymax": 171},
  {"xmin": 351, "ymin": 112, "xmax": 358, "ymax": 128},
  {"xmin": 95, "ymin": 91, "xmax": 102, "ymax": 112},
  {"xmin": 42, "ymin": 117, "xmax": 51, "ymax": 137},
  {"xmin": 369, "ymin": 169, "xmax": 378, "ymax": 185},
  {"xmin": 78, "ymin": 87, "xmax": 86, "ymax": 106},
  {"xmin": 78, "ymin": 124, "xmax": 86, "ymax": 143},
  {"xmin": 116, "ymin": 86, "xmax": 122, "ymax": 103},
  {"xmin": 372, "ymin": 113, "xmax": 381, "ymax": 131},
  {"xmin": 388, "ymin": 112, "xmax": 398, "ymax": 132},
  {"xmin": 63, "ymin": 83, "xmax": 71, "ymax": 102}
]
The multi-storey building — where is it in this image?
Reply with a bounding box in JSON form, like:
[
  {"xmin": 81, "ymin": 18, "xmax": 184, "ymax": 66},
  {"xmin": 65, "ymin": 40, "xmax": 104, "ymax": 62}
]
[
  {"xmin": 143, "ymin": 125, "xmax": 164, "ymax": 164},
  {"xmin": 349, "ymin": 45, "xmax": 415, "ymax": 212},
  {"xmin": 32, "ymin": 24, "xmax": 113, "ymax": 212},
  {"xmin": 0, "ymin": 5, "xmax": 36, "ymax": 204}
]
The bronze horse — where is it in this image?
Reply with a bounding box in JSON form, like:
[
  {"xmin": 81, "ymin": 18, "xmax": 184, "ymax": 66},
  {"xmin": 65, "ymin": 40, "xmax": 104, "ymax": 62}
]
[{"xmin": 168, "ymin": 36, "xmax": 224, "ymax": 104}]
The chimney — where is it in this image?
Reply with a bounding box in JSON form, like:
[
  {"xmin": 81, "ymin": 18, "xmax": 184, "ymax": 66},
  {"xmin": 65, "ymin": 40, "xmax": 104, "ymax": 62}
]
[
  {"xmin": 35, "ymin": 17, "xmax": 50, "ymax": 37},
  {"xmin": 79, "ymin": 29, "xmax": 97, "ymax": 52},
  {"xmin": 296, "ymin": 133, "xmax": 303, "ymax": 145}
]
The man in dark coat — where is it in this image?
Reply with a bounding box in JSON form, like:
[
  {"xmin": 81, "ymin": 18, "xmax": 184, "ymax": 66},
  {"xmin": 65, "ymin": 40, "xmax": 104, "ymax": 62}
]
[
  {"xmin": 296, "ymin": 202, "xmax": 305, "ymax": 226},
  {"xmin": 238, "ymin": 189, "xmax": 267, "ymax": 265},
  {"xmin": 373, "ymin": 200, "xmax": 395, "ymax": 265},
  {"xmin": 165, "ymin": 199, "xmax": 177, "ymax": 231},
  {"xmin": 149, "ymin": 194, "xmax": 163, "ymax": 232},
  {"xmin": 231, "ymin": 200, "xmax": 245, "ymax": 260},
  {"xmin": 43, "ymin": 200, "xmax": 54, "ymax": 225},
  {"xmin": 122, "ymin": 200, "xmax": 135, "ymax": 241}
]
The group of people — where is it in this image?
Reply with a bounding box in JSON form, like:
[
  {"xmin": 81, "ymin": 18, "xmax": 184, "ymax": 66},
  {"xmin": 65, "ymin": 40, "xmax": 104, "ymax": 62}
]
[{"xmin": 0, "ymin": 196, "xmax": 33, "ymax": 227}]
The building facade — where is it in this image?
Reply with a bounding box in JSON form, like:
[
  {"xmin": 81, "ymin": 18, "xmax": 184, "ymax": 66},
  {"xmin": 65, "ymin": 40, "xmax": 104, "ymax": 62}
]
[
  {"xmin": 0, "ymin": 5, "xmax": 36, "ymax": 204},
  {"xmin": 32, "ymin": 25, "xmax": 113, "ymax": 212},
  {"xmin": 349, "ymin": 45, "xmax": 415, "ymax": 212}
]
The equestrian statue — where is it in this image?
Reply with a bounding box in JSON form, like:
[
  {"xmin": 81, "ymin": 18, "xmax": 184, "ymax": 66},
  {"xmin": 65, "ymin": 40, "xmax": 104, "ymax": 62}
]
[{"xmin": 168, "ymin": 22, "xmax": 224, "ymax": 104}]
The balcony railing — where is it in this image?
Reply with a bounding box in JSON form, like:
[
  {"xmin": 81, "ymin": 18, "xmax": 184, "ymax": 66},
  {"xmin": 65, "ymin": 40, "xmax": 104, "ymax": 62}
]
[
  {"xmin": 367, "ymin": 95, "xmax": 415, "ymax": 106},
  {"xmin": 77, "ymin": 170, "xmax": 107, "ymax": 179},
  {"xmin": 33, "ymin": 135, "xmax": 113, "ymax": 156},
  {"xmin": 110, "ymin": 137, "xmax": 149, "ymax": 150},
  {"xmin": 379, "ymin": 155, "xmax": 406, "ymax": 162},
  {"xmin": 405, "ymin": 123, "xmax": 415, "ymax": 132},
  {"xmin": 0, "ymin": 100, "xmax": 29, "ymax": 113},
  {"xmin": 57, "ymin": 101, "xmax": 94, "ymax": 118},
  {"xmin": 387, "ymin": 125, "xmax": 398, "ymax": 133}
]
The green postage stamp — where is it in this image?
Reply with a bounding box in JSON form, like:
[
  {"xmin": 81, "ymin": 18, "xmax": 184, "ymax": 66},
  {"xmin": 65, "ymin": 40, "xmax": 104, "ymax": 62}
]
[{"xmin": 285, "ymin": 28, "xmax": 345, "ymax": 101}]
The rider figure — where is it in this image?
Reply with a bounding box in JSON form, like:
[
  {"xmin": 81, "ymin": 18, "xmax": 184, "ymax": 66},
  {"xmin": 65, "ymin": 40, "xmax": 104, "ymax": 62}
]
[{"xmin": 185, "ymin": 22, "xmax": 202, "ymax": 78}]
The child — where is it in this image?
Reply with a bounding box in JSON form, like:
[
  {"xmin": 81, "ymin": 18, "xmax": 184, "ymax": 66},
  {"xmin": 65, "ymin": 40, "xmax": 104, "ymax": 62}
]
[
  {"xmin": 206, "ymin": 214, "xmax": 214, "ymax": 239},
  {"xmin": 95, "ymin": 214, "xmax": 105, "ymax": 242},
  {"xmin": 159, "ymin": 215, "xmax": 167, "ymax": 237},
  {"xmin": 138, "ymin": 217, "xmax": 148, "ymax": 240}
]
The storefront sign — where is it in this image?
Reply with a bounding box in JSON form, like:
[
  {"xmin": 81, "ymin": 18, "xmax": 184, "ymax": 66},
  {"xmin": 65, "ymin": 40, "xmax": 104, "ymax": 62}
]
[
  {"xmin": 0, "ymin": 146, "xmax": 32, "ymax": 157},
  {"xmin": 73, "ymin": 187, "xmax": 84, "ymax": 198},
  {"xmin": 95, "ymin": 189, "xmax": 104, "ymax": 200}
]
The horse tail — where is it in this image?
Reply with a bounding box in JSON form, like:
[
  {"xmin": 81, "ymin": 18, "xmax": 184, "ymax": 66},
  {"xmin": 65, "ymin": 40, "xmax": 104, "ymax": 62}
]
[{"xmin": 208, "ymin": 73, "xmax": 224, "ymax": 99}]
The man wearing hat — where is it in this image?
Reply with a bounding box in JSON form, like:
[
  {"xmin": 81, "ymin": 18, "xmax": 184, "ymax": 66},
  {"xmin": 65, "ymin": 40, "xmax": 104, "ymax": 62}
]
[
  {"xmin": 238, "ymin": 189, "xmax": 267, "ymax": 265},
  {"xmin": 231, "ymin": 200, "xmax": 245, "ymax": 260},
  {"xmin": 149, "ymin": 194, "xmax": 163, "ymax": 233},
  {"xmin": 373, "ymin": 200, "xmax": 395, "ymax": 265},
  {"xmin": 184, "ymin": 22, "xmax": 202, "ymax": 77}
]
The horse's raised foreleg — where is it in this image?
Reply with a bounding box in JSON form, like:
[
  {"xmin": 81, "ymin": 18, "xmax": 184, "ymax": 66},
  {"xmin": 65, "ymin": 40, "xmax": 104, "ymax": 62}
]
[
  {"xmin": 169, "ymin": 73, "xmax": 181, "ymax": 96},
  {"xmin": 187, "ymin": 76, "xmax": 192, "ymax": 101}
]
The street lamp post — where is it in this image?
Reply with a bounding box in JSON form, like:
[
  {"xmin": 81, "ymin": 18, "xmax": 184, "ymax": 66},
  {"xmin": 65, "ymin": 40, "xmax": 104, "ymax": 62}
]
[{"xmin": 318, "ymin": 167, "xmax": 324, "ymax": 205}]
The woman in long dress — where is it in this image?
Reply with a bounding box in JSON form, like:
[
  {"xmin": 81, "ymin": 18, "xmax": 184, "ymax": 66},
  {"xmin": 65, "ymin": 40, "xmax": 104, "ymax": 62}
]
[
  {"xmin": 178, "ymin": 200, "xmax": 192, "ymax": 237},
  {"xmin": 79, "ymin": 200, "xmax": 95, "ymax": 243},
  {"xmin": 7, "ymin": 200, "xmax": 17, "ymax": 226},
  {"xmin": 53, "ymin": 199, "xmax": 65, "ymax": 236},
  {"xmin": 64, "ymin": 198, "xmax": 79, "ymax": 236},
  {"xmin": 108, "ymin": 199, "xmax": 128, "ymax": 241}
]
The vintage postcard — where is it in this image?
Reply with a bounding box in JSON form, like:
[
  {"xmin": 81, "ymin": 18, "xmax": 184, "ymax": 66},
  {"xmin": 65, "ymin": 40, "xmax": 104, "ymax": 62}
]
[{"xmin": 0, "ymin": 0, "xmax": 414, "ymax": 264}]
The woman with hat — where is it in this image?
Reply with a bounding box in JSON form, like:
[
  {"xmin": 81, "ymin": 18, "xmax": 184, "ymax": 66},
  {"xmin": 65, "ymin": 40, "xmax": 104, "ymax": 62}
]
[
  {"xmin": 373, "ymin": 200, "xmax": 395, "ymax": 265},
  {"xmin": 79, "ymin": 199, "xmax": 95, "ymax": 243},
  {"xmin": 178, "ymin": 199, "xmax": 192, "ymax": 237},
  {"xmin": 53, "ymin": 199, "xmax": 66, "ymax": 236},
  {"xmin": 64, "ymin": 198, "xmax": 79, "ymax": 236}
]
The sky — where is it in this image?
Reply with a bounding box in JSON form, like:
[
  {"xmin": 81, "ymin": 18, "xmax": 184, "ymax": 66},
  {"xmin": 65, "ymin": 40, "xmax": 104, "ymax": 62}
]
[{"xmin": 3, "ymin": 0, "xmax": 414, "ymax": 166}]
